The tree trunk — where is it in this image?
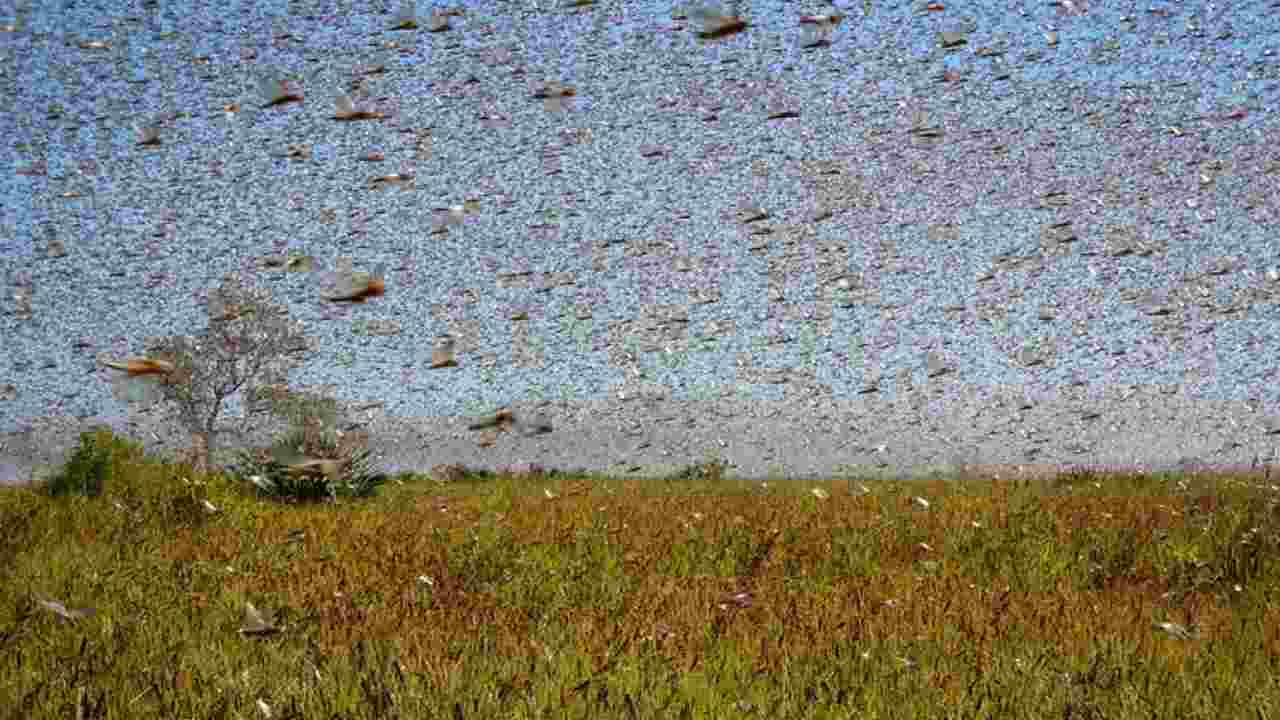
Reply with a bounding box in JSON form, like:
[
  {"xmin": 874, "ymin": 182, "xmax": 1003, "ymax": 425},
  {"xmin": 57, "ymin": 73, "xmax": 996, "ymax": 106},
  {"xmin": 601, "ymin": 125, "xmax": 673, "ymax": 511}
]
[{"xmin": 187, "ymin": 431, "xmax": 211, "ymax": 476}]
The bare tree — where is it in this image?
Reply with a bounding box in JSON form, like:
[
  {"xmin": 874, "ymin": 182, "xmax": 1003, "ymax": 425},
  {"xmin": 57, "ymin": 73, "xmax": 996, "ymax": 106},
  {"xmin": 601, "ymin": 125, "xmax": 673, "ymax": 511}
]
[{"xmin": 142, "ymin": 272, "xmax": 315, "ymax": 473}]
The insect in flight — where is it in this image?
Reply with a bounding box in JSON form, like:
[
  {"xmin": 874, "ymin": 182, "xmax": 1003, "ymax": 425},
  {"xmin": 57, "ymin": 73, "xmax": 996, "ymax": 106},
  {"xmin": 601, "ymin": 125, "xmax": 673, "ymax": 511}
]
[
  {"xmin": 102, "ymin": 356, "xmax": 175, "ymax": 409},
  {"xmin": 687, "ymin": 3, "xmax": 749, "ymax": 39},
  {"xmin": 799, "ymin": 13, "xmax": 844, "ymax": 48}
]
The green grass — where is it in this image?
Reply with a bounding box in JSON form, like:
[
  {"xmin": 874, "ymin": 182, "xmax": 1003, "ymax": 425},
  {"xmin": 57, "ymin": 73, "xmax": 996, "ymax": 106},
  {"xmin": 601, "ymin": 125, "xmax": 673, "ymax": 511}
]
[{"xmin": 2, "ymin": 427, "xmax": 1280, "ymax": 718}]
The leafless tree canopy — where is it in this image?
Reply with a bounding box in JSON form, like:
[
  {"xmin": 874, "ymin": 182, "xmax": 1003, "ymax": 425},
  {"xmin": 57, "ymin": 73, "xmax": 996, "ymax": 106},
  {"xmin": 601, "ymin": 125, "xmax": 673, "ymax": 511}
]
[{"xmin": 143, "ymin": 273, "xmax": 315, "ymax": 471}]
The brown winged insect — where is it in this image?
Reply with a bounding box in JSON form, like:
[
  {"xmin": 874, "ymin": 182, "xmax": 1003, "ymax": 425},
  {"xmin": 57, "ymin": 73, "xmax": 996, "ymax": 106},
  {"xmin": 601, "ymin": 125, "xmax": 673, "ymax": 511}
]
[
  {"xmin": 799, "ymin": 13, "xmax": 844, "ymax": 48},
  {"xmin": 135, "ymin": 122, "xmax": 162, "ymax": 146},
  {"xmin": 332, "ymin": 94, "xmax": 385, "ymax": 121},
  {"xmin": 103, "ymin": 356, "xmax": 175, "ymax": 409},
  {"xmin": 532, "ymin": 82, "xmax": 576, "ymax": 113},
  {"xmin": 321, "ymin": 259, "xmax": 386, "ymax": 302},
  {"xmin": 259, "ymin": 74, "xmax": 303, "ymax": 108},
  {"xmin": 238, "ymin": 601, "xmax": 281, "ymax": 636},
  {"xmin": 430, "ymin": 334, "xmax": 458, "ymax": 368},
  {"xmin": 35, "ymin": 596, "xmax": 96, "ymax": 621},
  {"xmin": 687, "ymin": 3, "xmax": 748, "ymax": 39},
  {"xmin": 369, "ymin": 172, "xmax": 415, "ymax": 191}
]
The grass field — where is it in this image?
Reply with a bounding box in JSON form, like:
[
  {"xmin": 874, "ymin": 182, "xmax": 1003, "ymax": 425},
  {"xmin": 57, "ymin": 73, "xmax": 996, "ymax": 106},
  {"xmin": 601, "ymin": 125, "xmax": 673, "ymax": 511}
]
[{"xmin": 2, "ymin": 427, "xmax": 1278, "ymax": 718}]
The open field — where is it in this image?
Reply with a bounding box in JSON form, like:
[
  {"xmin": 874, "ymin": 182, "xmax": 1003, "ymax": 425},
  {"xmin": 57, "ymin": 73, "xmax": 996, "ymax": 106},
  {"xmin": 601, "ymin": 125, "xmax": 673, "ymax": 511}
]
[
  {"xmin": 3, "ymin": 427, "xmax": 1279, "ymax": 718},
  {"xmin": 3, "ymin": 3, "xmax": 1278, "ymax": 714}
]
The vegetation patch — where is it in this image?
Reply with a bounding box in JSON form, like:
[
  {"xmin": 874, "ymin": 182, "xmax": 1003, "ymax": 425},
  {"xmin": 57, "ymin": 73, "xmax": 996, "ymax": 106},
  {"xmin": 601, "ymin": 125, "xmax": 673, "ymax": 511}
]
[{"xmin": 3, "ymin": 444, "xmax": 1279, "ymax": 717}]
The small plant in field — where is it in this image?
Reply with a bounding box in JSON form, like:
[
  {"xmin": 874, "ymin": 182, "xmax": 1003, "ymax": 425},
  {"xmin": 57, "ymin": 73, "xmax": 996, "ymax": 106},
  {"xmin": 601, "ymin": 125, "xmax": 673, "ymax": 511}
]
[
  {"xmin": 666, "ymin": 454, "xmax": 731, "ymax": 483},
  {"xmin": 227, "ymin": 389, "xmax": 387, "ymax": 503},
  {"xmin": 228, "ymin": 448, "xmax": 334, "ymax": 503},
  {"xmin": 227, "ymin": 426, "xmax": 386, "ymax": 503},
  {"xmin": 121, "ymin": 272, "xmax": 315, "ymax": 475},
  {"xmin": 42, "ymin": 429, "xmax": 123, "ymax": 497}
]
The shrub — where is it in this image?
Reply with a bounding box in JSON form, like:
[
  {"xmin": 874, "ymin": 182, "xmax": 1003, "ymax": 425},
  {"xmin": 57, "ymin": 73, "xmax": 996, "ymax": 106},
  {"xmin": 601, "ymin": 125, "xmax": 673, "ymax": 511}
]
[
  {"xmin": 665, "ymin": 456, "xmax": 731, "ymax": 483},
  {"xmin": 42, "ymin": 428, "xmax": 141, "ymax": 498},
  {"xmin": 227, "ymin": 421, "xmax": 387, "ymax": 504}
]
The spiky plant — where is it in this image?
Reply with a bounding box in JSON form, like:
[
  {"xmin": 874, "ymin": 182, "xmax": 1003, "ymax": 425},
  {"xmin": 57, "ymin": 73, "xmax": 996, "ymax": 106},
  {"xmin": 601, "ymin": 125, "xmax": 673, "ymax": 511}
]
[
  {"xmin": 228, "ymin": 420, "xmax": 386, "ymax": 503},
  {"xmin": 665, "ymin": 456, "xmax": 730, "ymax": 483}
]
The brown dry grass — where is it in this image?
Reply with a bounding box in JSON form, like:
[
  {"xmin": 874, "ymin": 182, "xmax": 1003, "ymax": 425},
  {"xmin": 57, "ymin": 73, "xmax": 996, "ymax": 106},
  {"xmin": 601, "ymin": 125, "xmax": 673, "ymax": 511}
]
[{"xmin": 2, "ymin": 428, "xmax": 1278, "ymax": 718}]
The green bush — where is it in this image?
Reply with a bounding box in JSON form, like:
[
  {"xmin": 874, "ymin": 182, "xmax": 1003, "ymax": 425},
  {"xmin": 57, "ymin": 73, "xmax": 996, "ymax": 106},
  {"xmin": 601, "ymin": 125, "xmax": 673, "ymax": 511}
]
[
  {"xmin": 227, "ymin": 424, "xmax": 387, "ymax": 504},
  {"xmin": 665, "ymin": 456, "xmax": 731, "ymax": 483},
  {"xmin": 42, "ymin": 429, "xmax": 135, "ymax": 498}
]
